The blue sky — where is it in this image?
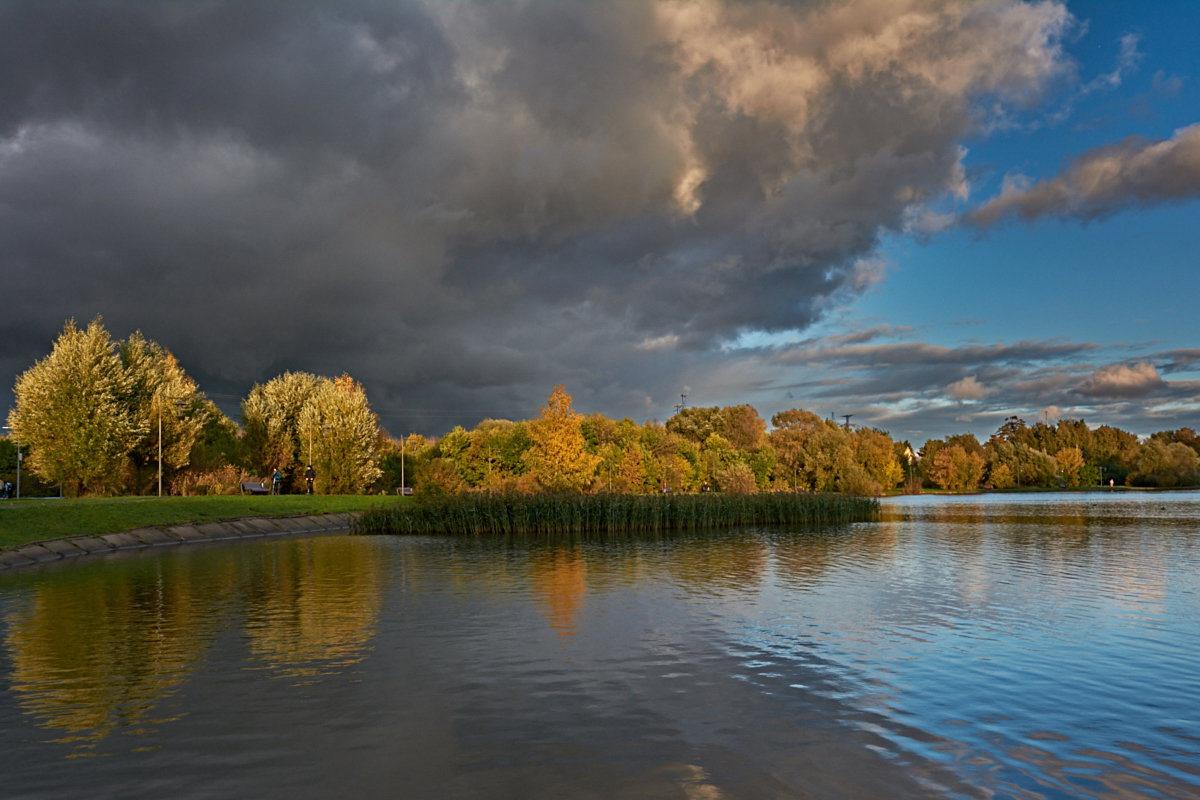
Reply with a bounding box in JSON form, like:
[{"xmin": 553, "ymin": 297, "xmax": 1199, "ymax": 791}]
[
  {"xmin": 730, "ymin": 0, "xmax": 1200, "ymax": 443},
  {"xmin": 1, "ymin": 1, "xmax": 1198, "ymax": 444}
]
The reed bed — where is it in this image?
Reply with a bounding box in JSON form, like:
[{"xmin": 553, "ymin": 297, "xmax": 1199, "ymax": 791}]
[{"xmin": 351, "ymin": 492, "xmax": 879, "ymax": 536}]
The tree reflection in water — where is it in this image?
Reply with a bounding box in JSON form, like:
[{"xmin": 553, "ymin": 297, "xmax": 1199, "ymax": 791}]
[{"xmin": 2, "ymin": 537, "xmax": 385, "ymax": 750}]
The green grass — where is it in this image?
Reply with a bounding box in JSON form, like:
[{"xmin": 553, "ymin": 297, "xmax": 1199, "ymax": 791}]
[
  {"xmin": 353, "ymin": 492, "xmax": 879, "ymax": 537},
  {"xmin": 0, "ymin": 494, "xmax": 398, "ymax": 549}
]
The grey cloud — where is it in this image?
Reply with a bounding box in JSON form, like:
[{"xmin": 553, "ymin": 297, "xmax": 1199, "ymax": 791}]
[
  {"xmin": 1074, "ymin": 361, "xmax": 1167, "ymax": 399},
  {"xmin": 1, "ymin": 1, "xmax": 1079, "ymax": 435},
  {"xmin": 769, "ymin": 339, "xmax": 1098, "ymax": 369},
  {"xmin": 970, "ymin": 122, "xmax": 1200, "ymax": 225}
]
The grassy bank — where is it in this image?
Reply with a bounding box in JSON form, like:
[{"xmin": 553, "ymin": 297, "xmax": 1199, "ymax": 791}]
[
  {"xmin": 0, "ymin": 495, "xmax": 397, "ymax": 549},
  {"xmin": 353, "ymin": 492, "xmax": 879, "ymax": 537}
]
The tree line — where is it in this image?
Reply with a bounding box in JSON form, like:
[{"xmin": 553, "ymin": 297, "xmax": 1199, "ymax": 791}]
[{"xmin": 4, "ymin": 319, "xmax": 1198, "ymax": 497}]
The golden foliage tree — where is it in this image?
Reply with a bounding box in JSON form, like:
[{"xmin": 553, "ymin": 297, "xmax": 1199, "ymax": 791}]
[
  {"xmin": 8, "ymin": 318, "xmax": 145, "ymax": 495},
  {"xmin": 301, "ymin": 374, "xmax": 383, "ymax": 494},
  {"xmin": 523, "ymin": 385, "xmax": 601, "ymax": 493},
  {"xmin": 243, "ymin": 371, "xmax": 381, "ymax": 493},
  {"xmin": 1054, "ymin": 446, "xmax": 1085, "ymax": 485},
  {"xmin": 120, "ymin": 331, "xmax": 209, "ymax": 493}
]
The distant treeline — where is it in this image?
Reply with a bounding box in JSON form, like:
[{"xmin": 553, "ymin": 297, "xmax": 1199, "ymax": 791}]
[{"xmin": 4, "ymin": 318, "xmax": 1198, "ymax": 497}]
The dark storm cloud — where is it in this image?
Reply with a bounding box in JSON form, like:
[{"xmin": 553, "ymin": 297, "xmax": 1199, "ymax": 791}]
[{"xmin": 0, "ymin": 0, "xmax": 1077, "ymax": 434}]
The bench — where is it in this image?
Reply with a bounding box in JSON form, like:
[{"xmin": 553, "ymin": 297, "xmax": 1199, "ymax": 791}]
[
  {"xmin": 396, "ymin": 486, "xmax": 413, "ymax": 496},
  {"xmin": 241, "ymin": 482, "xmax": 271, "ymax": 495}
]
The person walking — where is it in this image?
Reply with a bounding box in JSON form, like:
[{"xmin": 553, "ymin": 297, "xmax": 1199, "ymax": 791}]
[
  {"xmin": 305, "ymin": 464, "xmax": 316, "ymax": 495},
  {"xmin": 271, "ymin": 467, "xmax": 283, "ymax": 495}
]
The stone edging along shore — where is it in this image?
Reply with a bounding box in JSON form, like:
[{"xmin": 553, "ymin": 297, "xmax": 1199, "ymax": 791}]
[{"xmin": 0, "ymin": 513, "xmax": 357, "ymax": 571}]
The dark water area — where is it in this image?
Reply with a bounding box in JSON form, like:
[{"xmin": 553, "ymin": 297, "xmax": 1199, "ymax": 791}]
[{"xmin": 1, "ymin": 492, "xmax": 1198, "ymax": 799}]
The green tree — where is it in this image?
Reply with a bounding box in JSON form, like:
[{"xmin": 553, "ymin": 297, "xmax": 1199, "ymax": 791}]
[
  {"xmin": 523, "ymin": 386, "xmax": 601, "ymax": 492},
  {"xmin": 1128, "ymin": 440, "xmax": 1200, "ymax": 487},
  {"xmin": 854, "ymin": 428, "xmax": 903, "ymax": 491},
  {"xmin": 8, "ymin": 318, "xmax": 145, "ymax": 496},
  {"xmin": 666, "ymin": 406, "xmax": 722, "ymax": 444},
  {"xmin": 769, "ymin": 408, "xmax": 829, "ymax": 491}
]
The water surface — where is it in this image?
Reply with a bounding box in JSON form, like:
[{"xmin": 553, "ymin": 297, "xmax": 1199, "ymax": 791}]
[{"xmin": 1, "ymin": 492, "xmax": 1198, "ymax": 798}]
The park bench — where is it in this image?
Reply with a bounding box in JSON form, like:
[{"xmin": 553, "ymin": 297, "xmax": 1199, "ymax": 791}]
[{"xmin": 241, "ymin": 481, "xmax": 271, "ymax": 495}]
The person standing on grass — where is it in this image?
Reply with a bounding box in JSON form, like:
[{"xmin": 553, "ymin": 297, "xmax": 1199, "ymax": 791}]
[
  {"xmin": 305, "ymin": 464, "xmax": 315, "ymax": 495},
  {"xmin": 272, "ymin": 467, "xmax": 283, "ymax": 495}
]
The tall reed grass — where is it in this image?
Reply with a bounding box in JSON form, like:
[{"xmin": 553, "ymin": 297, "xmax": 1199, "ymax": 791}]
[{"xmin": 352, "ymin": 492, "xmax": 878, "ymax": 536}]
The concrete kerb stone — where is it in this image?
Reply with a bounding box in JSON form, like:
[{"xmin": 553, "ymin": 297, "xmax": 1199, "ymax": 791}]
[
  {"xmin": 68, "ymin": 536, "xmax": 117, "ymax": 555},
  {"xmin": 40, "ymin": 539, "xmax": 86, "ymax": 558},
  {"xmin": 196, "ymin": 522, "xmax": 241, "ymax": 540},
  {"xmin": 0, "ymin": 549, "xmax": 37, "ymax": 568},
  {"xmin": 12, "ymin": 544, "xmax": 59, "ymax": 564},
  {"xmin": 225, "ymin": 519, "xmax": 266, "ymax": 537},
  {"xmin": 127, "ymin": 527, "xmax": 183, "ymax": 546},
  {"xmin": 167, "ymin": 525, "xmax": 208, "ymax": 542},
  {"xmin": 100, "ymin": 531, "xmax": 151, "ymax": 549}
]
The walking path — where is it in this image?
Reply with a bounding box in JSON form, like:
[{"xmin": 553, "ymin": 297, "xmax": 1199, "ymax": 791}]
[{"xmin": 0, "ymin": 513, "xmax": 356, "ymax": 571}]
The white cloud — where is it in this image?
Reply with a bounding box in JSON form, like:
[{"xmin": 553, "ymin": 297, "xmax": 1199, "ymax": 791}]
[{"xmin": 947, "ymin": 375, "xmax": 989, "ymax": 400}]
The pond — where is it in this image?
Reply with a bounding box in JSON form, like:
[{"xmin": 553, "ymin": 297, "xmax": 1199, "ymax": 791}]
[{"xmin": 1, "ymin": 492, "xmax": 1198, "ymax": 799}]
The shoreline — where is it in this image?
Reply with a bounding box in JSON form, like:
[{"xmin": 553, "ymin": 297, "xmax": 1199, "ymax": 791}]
[{"xmin": 0, "ymin": 512, "xmax": 356, "ymax": 571}]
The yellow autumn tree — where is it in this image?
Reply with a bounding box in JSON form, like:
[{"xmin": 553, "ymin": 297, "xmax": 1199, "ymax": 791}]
[
  {"xmin": 1055, "ymin": 446, "xmax": 1085, "ymax": 486},
  {"xmin": 523, "ymin": 385, "xmax": 601, "ymax": 493}
]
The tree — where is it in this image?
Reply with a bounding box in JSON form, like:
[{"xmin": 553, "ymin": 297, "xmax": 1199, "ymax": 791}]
[
  {"xmin": 8, "ymin": 318, "xmax": 144, "ymax": 495},
  {"xmin": 242, "ymin": 371, "xmax": 381, "ymax": 493},
  {"xmin": 1128, "ymin": 440, "xmax": 1200, "ymax": 487},
  {"xmin": 799, "ymin": 423, "xmax": 856, "ymax": 492},
  {"xmin": 1055, "ymin": 447, "xmax": 1085, "ymax": 486},
  {"xmin": 666, "ymin": 406, "xmax": 722, "ymax": 444},
  {"xmin": 769, "ymin": 408, "xmax": 831, "ymax": 491},
  {"xmin": 715, "ymin": 461, "xmax": 757, "ymax": 494},
  {"xmin": 523, "ymin": 386, "xmax": 601, "ymax": 492},
  {"xmin": 119, "ymin": 331, "xmax": 208, "ymax": 493},
  {"xmin": 301, "ymin": 374, "xmax": 383, "ymax": 494},
  {"xmin": 465, "ymin": 419, "xmax": 531, "ymax": 491},
  {"xmin": 928, "ymin": 445, "xmax": 985, "ymax": 492},
  {"xmin": 717, "ymin": 404, "xmax": 766, "ymax": 451},
  {"xmin": 242, "ymin": 371, "xmax": 323, "ymax": 482},
  {"xmin": 854, "ymin": 428, "xmax": 903, "ymax": 491}
]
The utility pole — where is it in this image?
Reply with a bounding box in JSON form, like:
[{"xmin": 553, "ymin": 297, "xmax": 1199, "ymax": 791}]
[
  {"xmin": 673, "ymin": 392, "xmax": 688, "ymax": 414},
  {"xmin": 842, "ymin": 414, "xmax": 854, "ymax": 431}
]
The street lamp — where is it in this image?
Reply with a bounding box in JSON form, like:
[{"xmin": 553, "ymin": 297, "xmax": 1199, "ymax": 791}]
[{"xmin": 3, "ymin": 425, "xmax": 19, "ymax": 499}]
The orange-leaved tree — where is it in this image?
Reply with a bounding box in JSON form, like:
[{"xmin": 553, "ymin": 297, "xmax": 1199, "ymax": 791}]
[{"xmin": 523, "ymin": 385, "xmax": 601, "ymax": 493}]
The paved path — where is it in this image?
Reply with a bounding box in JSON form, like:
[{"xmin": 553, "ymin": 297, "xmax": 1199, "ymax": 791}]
[{"xmin": 0, "ymin": 513, "xmax": 356, "ymax": 571}]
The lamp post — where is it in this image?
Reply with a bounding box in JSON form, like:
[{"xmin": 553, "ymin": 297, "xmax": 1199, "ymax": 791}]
[{"xmin": 3, "ymin": 426, "xmax": 19, "ymax": 499}]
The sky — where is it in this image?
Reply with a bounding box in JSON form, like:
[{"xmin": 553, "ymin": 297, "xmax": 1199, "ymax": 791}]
[{"xmin": 2, "ymin": 0, "xmax": 1198, "ymax": 445}]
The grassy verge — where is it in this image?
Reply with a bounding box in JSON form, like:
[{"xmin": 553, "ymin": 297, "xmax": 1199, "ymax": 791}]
[
  {"xmin": 353, "ymin": 492, "xmax": 879, "ymax": 536},
  {"xmin": 0, "ymin": 495, "xmax": 398, "ymax": 549}
]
